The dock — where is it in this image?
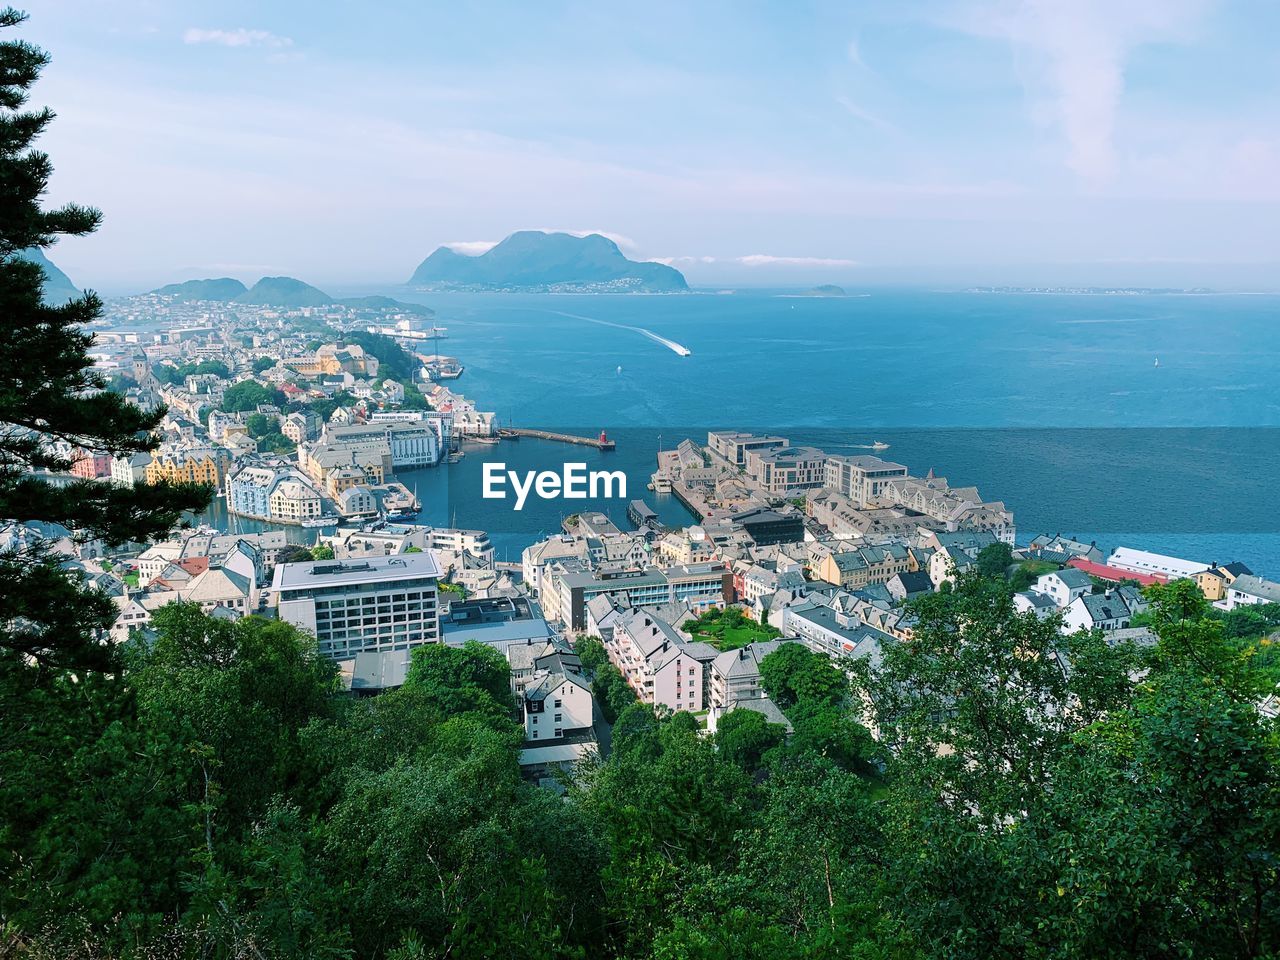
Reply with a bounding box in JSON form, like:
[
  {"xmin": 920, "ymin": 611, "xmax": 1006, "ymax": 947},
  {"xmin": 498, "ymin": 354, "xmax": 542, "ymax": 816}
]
[{"xmin": 501, "ymin": 428, "xmax": 616, "ymax": 450}]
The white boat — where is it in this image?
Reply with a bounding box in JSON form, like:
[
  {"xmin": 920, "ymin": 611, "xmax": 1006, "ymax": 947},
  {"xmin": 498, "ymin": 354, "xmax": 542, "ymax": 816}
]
[
  {"xmin": 871, "ymin": 441, "xmax": 890, "ymax": 451},
  {"xmin": 301, "ymin": 514, "xmax": 339, "ymax": 528},
  {"xmin": 472, "ymin": 435, "xmax": 500, "ymax": 445},
  {"xmin": 1154, "ymin": 358, "xmax": 1160, "ymax": 367}
]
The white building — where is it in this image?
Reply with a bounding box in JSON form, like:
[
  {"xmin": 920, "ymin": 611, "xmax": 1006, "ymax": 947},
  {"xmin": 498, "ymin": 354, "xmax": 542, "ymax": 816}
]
[
  {"xmin": 1061, "ymin": 587, "xmax": 1148, "ymax": 634},
  {"xmin": 110, "ymin": 452, "xmax": 151, "ymax": 487},
  {"xmin": 273, "ymin": 552, "xmax": 442, "ymax": 661},
  {"xmin": 1032, "ymin": 567, "xmax": 1093, "ymax": 607},
  {"xmin": 521, "ymin": 652, "xmax": 594, "ymax": 743},
  {"xmin": 324, "ymin": 418, "xmax": 449, "ymax": 469},
  {"xmin": 269, "ymin": 477, "xmax": 324, "ymax": 523},
  {"xmin": 1105, "ymin": 547, "xmax": 1208, "ymax": 581},
  {"xmin": 1222, "ymin": 574, "xmax": 1280, "ymax": 610}
]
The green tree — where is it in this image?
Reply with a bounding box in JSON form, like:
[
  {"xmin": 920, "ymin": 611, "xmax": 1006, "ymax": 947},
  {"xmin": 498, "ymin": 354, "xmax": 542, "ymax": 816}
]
[
  {"xmin": 759, "ymin": 643, "xmax": 846, "ymax": 710},
  {"xmin": 276, "ymin": 544, "xmax": 315, "ymax": 565},
  {"xmin": 193, "ymin": 359, "xmax": 230, "ymax": 378},
  {"xmin": 310, "ymin": 544, "xmax": 335, "ymax": 561},
  {"xmin": 0, "ymin": 11, "xmax": 210, "ymax": 671},
  {"xmin": 252, "ymin": 356, "xmax": 276, "ymax": 373},
  {"xmin": 713, "ymin": 708, "xmax": 785, "ymax": 771},
  {"xmin": 222, "ymin": 379, "xmax": 280, "ymax": 413},
  {"xmin": 245, "ymin": 411, "xmax": 275, "ymax": 437},
  {"xmin": 405, "ymin": 641, "xmax": 513, "ymax": 721},
  {"xmin": 258, "ymin": 430, "xmax": 295, "ymax": 454},
  {"xmin": 974, "ymin": 541, "xmax": 1014, "ymax": 579}
]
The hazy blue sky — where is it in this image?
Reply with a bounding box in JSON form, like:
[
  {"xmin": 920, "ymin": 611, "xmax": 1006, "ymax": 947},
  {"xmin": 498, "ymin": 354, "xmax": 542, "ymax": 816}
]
[{"xmin": 25, "ymin": 1, "xmax": 1280, "ymax": 291}]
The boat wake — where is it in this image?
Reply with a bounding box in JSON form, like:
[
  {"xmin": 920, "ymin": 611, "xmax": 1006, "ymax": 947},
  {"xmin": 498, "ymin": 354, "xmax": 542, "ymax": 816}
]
[{"xmin": 547, "ymin": 310, "xmax": 692, "ymax": 357}]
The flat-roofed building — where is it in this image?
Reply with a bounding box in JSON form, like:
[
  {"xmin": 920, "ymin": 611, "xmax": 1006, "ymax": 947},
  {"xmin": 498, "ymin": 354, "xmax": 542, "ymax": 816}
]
[
  {"xmin": 272, "ymin": 552, "xmax": 441, "ymax": 661},
  {"xmin": 324, "ymin": 417, "xmax": 450, "ymax": 469},
  {"xmin": 1105, "ymin": 547, "xmax": 1208, "ymax": 581},
  {"xmin": 707, "ymin": 431, "xmax": 789, "ymax": 466},
  {"xmin": 823, "ymin": 455, "xmax": 909, "ymax": 506},
  {"xmin": 744, "ymin": 445, "xmax": 827, "ymax": 493}
]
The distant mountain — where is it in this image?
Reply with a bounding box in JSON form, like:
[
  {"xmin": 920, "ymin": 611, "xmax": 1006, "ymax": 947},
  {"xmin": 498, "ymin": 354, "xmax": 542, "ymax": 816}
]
[
  {"xmin": 152, "ymin": 277, "xmax": 247, "ymax": 301},
  {"xmin": 153, "ymin": 275, "xmax": 433, "ymax": 315},
  {"xmin": 18, "ymin": 248, "xmax": 81, "ymax": 304},
  {"xmin": 234, "ymin": 276, "xmax": 334, "ymax": 307},
  {"xmin": 337, "ymin": 295, "xmax": 433, "ymax": 317},
  {"xmin": 800, "ymin": 284, "xmax": 847, "ymax": 298},
  {"xmin": 408, "ymin": 230, "xmax": 688, "ymax": 292}
]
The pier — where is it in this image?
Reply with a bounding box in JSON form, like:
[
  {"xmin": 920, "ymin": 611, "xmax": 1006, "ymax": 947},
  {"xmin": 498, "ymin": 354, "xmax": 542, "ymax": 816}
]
[{"xmin": 499, "ymin": 428, "xmax": 616, "ymax": 450}]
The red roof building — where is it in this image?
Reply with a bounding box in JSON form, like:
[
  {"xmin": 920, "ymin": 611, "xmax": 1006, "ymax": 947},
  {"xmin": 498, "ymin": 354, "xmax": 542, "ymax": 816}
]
[{"xmin": 1066, "ymin": 556, "xmax": 1166, "ymax": 587}]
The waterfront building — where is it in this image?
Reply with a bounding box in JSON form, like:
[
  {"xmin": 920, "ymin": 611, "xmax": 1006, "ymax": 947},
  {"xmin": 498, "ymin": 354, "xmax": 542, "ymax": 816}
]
[
  {"xmin": 707, "ymin": 431, "xmax": 789, "ymax": 466},
  {"xmin": 743, "ymin": 445, "xmax": 827, "ymax": 493},
  {"xmin": 336, "ymin": 486, "xmax": 377, "ymax": 517},
  {"xmin": 144, "ymin": 446, "xmax": 232, "ymax": 488},
  {"xmin": 225, "ymin": 460, "xmax": 326, "ymax": 525},
  {"xmin": 1105, "ymin": 547, "xmax": 1209, "ymax": 581},
  {"xmin": 299, "ymin": 437, "xmax": 391, "ymax": 487},
  {"xmin": 823, "ymin": 455, "xmax": 910, "ymax": 506},
  {"xmin": 323, "ymin": 417, "xmax": 450, "ymax": 469},
  {"xmin": 70, "ymin": 449, "xmax": 112, "ymax": 480},
  {"xmin": 109, "ymin": 452, "xmax": 152, "ymax": 488}
]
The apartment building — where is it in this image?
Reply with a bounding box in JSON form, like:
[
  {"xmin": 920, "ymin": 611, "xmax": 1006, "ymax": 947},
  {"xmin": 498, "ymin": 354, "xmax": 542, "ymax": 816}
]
[
  {"xmin": 823, "ymin": 455, "xmax": 910, "ymax": 506},
  {"xmin": 606, "ymin": 607, "xmax": 707, "ymax": 712},
  {"xmin": 273, "ymin": 552, "xmax": 442, "ymax": 661},
  {"xmin": 707, "ymin": 431, "xmax": 789, "ymax": 467},
  {"xmin": 743, "ymin": 445, "xmax": 827, "ymax": 494},
  {"xmin": 144, "ymin": 446, "xmax": 232, "ymax": 487},
  {"xmin": 324, "ymin": 417, "xmax": 450, "ymax": 469}
]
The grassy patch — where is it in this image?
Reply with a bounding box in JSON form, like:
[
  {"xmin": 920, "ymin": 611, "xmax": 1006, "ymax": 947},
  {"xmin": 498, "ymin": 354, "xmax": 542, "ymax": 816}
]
[{"xmin": 683, "ymin": 608, "xmax": 781, "ymax": 651}]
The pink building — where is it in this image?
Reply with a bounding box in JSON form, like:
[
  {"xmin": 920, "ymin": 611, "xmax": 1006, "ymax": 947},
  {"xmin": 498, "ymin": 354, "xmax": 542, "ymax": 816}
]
[
  {"xmin": 70, "ymin": 449, "xmax": 112, "ymax": 479},
  {"xmin": 606, "ymin": 607, "xmax": 706, "ymax": 713}
]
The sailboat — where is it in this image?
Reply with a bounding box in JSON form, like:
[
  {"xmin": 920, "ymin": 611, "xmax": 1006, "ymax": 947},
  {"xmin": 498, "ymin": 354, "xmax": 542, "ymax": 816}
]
[{"xmin": 1154, "ymin": 358, "xmax": 1160, "ymax": 367}]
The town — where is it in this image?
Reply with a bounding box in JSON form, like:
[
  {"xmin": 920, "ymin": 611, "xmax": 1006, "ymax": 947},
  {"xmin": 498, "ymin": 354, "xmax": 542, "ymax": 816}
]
[{"xmin": 35, "ymin": 279, "xmax": 1280, "ymax": 785}]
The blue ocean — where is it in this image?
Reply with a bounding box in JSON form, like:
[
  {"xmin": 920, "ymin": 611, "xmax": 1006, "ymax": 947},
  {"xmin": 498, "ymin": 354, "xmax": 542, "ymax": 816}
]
[{"xmin": 227, "ymin": 289, "xmax": 1280, "ymax": 572}]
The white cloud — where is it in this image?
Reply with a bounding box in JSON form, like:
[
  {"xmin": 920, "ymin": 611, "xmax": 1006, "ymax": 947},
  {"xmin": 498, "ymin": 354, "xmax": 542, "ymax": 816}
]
[
  {"xmin": 526, "ymin": 228, "xmax": 637, "ymax": 250},
  {"xmin": 440, "ymin": 230, "xmax": 637, "ymax": 256},
  {"xmin": 737, "ymin": 255, "xmax": 860, "ymax": 268},
  {"xmin": 183, "ymin": 28, "xmax": 294, "ymax": 49},
  {"xmin": 836, "ymin": 95, "xmax": 894, "ymax": 131},
  {"xmin": 654, "ymin": 255, "xmax": 859, "ymax": 268},
  {"xmin": 956, "ymin": 0, "xmax": 1208, "ymax": 182},
  {"xmin": 441, "ymin": 240, "xmax": 499, "ymax": 255}
]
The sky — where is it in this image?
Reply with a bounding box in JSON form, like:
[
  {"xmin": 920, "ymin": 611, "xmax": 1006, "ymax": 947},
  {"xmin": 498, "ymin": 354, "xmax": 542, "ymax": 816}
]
[{"xmin": 22, "ymin": 1, "xmax": 1280, "ymax": 292}]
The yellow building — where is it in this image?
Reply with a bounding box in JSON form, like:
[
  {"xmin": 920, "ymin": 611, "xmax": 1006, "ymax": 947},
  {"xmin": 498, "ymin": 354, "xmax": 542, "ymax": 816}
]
[
  {"xmin": 284, "ymin": 343, "xmax": 379, "ymax": 378},
  {"xmin": 298, "ymin": 438, "xmax": 390, "ymax": 488},
  {"xmin": 144, "ymin": 448, "xmax": 231, "ymax": 487}
]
